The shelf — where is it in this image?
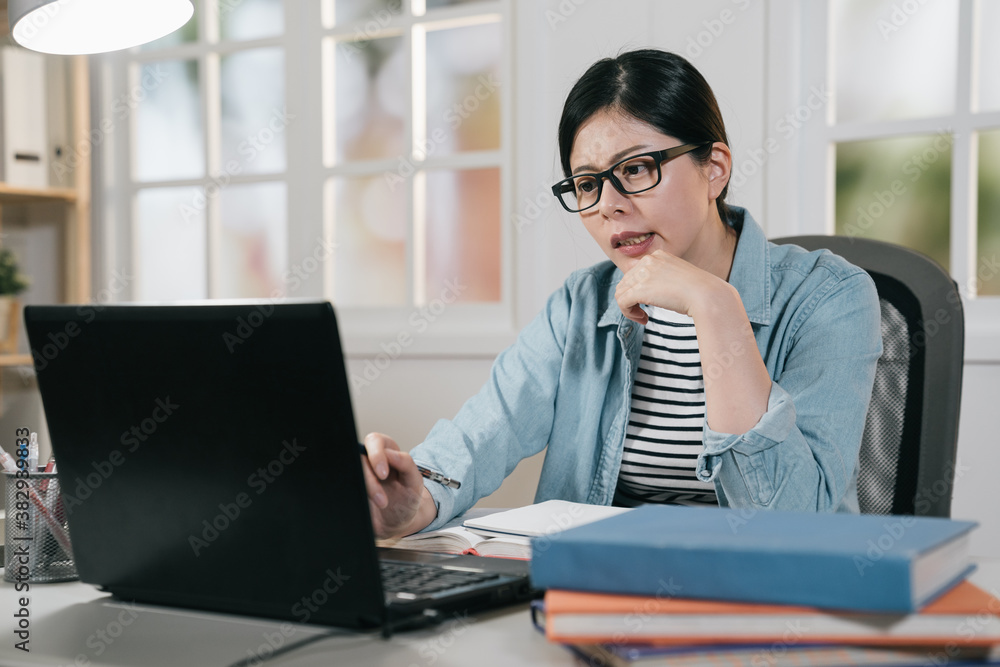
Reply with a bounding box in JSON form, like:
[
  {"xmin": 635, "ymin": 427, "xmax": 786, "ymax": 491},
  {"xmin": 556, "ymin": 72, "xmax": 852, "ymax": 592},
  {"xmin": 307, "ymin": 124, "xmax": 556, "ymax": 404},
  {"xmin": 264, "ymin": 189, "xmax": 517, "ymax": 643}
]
[
  {"xmin": 0, "ymin": 183, "xmax": 78, "ymax": 205},
  {"xmin": 0, "ymin": 354, "xmax": 32, "ymax": 367}
]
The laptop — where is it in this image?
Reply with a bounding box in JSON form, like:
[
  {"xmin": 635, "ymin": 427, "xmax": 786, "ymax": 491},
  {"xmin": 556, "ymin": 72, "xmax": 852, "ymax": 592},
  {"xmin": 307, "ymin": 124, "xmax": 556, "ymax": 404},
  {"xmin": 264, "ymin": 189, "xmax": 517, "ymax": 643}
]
[{"xmin": 24, "ymin": 301, "xmax": 533, "ymax": 634}]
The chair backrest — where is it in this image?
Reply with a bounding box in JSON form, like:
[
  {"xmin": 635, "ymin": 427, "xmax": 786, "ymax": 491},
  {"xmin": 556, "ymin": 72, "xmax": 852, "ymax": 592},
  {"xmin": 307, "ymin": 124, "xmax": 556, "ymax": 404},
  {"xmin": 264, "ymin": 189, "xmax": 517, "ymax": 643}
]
[{"xmin": 771, "ymin": 236, "xmax": 964, "ymax": 517}]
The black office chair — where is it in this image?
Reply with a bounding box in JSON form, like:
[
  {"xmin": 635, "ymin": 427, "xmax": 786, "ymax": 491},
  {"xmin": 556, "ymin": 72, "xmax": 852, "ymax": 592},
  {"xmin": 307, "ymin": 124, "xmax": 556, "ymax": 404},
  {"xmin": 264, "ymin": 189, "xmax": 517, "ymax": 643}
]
[{"xmin": 772, "ymin": 236, "xmax": 964, "ymax": 517}]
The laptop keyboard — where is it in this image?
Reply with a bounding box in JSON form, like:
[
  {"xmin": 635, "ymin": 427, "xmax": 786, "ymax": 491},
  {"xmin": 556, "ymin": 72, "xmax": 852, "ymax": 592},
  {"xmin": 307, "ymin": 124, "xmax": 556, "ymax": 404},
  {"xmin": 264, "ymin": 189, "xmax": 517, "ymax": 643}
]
[{"xmin": 380, "ymin": 560, "xmax": 501, "ymax": 600}]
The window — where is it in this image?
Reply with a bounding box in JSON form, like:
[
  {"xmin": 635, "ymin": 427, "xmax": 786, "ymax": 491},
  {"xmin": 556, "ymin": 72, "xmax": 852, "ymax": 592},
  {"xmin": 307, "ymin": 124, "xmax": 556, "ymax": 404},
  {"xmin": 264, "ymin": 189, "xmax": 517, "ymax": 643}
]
[
  {"xmin": 97, "ymin": 0, "xmax": 511, "ymax": 350},
  {"xmin": 321, "ymin": 0, "xmax": 507, "ymax": 308},
  {"xmin": 100, "ymin": 0, "xmax": 289, "ymax": 301},
  {"xmin": 794, "ymin": 0, "xmax": 1000, "ymax": 358}
]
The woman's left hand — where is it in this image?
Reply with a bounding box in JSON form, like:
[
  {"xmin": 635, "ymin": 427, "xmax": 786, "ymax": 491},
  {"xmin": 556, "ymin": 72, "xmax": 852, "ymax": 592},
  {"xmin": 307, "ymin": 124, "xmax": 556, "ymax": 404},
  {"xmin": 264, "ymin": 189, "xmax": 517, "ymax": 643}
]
[{"xmin": 614, "ymin": 250, "xmax": 723, "ymax": 324}]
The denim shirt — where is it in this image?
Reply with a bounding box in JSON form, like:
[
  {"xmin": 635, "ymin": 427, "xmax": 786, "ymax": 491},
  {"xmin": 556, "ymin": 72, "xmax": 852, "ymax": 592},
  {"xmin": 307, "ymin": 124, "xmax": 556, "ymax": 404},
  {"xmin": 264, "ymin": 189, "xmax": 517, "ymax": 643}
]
[{"xmin": 411, "ymin": 208, "xmax": 883, "ymax": 531}]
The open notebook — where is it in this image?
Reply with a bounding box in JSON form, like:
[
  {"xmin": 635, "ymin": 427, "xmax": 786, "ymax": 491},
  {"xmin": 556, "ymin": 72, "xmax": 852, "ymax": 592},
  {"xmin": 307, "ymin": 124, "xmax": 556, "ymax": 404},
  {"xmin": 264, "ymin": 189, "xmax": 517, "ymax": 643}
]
[
  {"xmin": 378, "ymin": 525, "xmax": 533, "ymax": 559},
  {"xmin": 377, "ymin": 508, "xmax": 532, "ymax": 559},
  {"xmin": 379, "ymin": 501, "xmax": 635, "ymax": 560}
]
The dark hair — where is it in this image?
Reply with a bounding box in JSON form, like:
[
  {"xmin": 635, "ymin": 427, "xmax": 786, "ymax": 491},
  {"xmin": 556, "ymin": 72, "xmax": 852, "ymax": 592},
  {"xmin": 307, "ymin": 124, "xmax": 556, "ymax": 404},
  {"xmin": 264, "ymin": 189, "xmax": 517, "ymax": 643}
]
[{"xmin": 557, "ymin": 49, "xmax": 733, "ymax": 225}]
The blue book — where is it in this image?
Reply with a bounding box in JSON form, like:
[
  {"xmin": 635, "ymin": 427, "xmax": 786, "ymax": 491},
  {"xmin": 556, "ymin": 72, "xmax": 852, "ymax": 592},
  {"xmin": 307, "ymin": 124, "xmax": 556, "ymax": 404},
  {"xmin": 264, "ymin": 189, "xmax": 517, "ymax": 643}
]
[{"xmin": 529, "ymin": 505, "xmax": 977, "ymax": 612}]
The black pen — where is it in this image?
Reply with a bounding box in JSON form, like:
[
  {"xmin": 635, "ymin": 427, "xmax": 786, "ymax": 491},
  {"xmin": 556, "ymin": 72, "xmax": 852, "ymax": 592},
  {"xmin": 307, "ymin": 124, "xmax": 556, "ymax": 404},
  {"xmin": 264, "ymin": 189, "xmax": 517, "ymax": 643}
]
[{"xmin": 357, "ymin": 443, "xmax": 461, "ymax": 489}]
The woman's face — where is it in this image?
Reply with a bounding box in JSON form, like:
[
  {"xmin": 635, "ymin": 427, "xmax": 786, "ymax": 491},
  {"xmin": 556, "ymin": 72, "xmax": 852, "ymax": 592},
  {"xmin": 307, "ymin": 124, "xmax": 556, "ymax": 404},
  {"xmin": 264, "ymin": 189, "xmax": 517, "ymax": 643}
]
[{"xmin": 568, "ymin": 109, "xmax": 729, "ymax": 275}]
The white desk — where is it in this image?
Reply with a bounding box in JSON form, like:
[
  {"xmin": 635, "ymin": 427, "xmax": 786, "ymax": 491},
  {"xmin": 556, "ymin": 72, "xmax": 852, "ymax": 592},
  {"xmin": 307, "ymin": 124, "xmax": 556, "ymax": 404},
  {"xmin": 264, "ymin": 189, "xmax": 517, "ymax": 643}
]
[{"xmin": 2, "ymin": 559, "xmax": 999, "ymax": 667}]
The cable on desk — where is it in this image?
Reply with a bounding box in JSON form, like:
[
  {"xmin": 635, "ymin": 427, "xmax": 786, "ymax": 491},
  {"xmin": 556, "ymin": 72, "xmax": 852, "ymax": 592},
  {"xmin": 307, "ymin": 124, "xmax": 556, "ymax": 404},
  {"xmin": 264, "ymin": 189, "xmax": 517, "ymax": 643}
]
[{"xmin": 223, "ymin": 627, "xmax": 380, "ymax": 667}]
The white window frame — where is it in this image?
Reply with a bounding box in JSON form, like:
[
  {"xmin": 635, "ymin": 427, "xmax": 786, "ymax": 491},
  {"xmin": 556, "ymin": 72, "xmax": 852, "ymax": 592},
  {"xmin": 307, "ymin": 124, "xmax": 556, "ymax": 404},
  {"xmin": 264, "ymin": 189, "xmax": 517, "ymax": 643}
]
[
  {"xmin": 767, "ymin": 0, "xmax": 1000, "ymax": 362},
  {"xmin": 314, "ymin": 0, "xmax": 515, "ymax": 355},
  {"xmin": 94, "ymin": 0, "xmax": 515, "ymax": 358}
]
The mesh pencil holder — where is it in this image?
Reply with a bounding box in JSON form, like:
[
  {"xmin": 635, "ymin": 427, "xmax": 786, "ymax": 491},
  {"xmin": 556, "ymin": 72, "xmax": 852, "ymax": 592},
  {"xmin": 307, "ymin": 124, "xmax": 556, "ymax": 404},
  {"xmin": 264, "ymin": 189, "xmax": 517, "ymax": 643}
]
[{"xmin": 3, "ymin": 471, "xmax": 78, "ymax": 583}]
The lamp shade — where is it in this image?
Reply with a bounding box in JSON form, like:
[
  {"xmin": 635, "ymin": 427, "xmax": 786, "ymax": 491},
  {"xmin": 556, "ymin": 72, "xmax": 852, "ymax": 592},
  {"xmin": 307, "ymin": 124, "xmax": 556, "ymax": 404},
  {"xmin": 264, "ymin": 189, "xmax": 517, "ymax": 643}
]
[{"xmin": 10, "ymin": 0, "xmax": 195, "ymax": 55}]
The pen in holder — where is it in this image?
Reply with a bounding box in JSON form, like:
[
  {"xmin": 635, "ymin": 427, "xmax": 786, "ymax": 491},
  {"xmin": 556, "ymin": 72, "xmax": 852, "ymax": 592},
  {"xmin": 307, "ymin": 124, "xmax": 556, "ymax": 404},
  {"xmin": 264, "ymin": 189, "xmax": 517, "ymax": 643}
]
[{"xmin": 3, "ymin": 471, "xmax": 78, "ymax": 583}]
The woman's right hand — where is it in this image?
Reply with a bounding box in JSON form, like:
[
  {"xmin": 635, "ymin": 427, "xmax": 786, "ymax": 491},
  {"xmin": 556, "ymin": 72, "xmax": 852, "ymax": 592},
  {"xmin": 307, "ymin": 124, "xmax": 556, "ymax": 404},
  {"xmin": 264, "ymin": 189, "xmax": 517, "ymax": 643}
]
[{"xmin": 360, "ymin": 432, "xmax": 437, "ymax": 539}]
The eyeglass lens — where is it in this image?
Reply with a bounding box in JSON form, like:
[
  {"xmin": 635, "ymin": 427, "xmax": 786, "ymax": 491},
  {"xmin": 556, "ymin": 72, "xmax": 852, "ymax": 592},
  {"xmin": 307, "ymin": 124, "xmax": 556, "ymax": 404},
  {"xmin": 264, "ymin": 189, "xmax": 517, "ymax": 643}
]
[{"xmin": 560, "ymin": 154, "xmax": 661, "ymax": 212}]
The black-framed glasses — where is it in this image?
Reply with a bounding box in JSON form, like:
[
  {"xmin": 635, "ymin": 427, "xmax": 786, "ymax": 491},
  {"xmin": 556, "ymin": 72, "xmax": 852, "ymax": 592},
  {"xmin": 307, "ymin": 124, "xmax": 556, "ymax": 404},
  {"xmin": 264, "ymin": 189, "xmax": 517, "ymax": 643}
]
[{"xmin": 550, "ymin": 143, "xmax": 709, "ymax": 213}]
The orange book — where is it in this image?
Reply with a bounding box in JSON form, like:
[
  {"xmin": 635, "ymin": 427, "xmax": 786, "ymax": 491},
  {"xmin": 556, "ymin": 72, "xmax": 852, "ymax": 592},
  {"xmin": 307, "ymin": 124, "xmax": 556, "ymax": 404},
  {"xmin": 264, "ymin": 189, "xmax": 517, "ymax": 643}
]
[{"xmin": 542, "ymin": 580, "xmax": 1000, "ymax": 646}]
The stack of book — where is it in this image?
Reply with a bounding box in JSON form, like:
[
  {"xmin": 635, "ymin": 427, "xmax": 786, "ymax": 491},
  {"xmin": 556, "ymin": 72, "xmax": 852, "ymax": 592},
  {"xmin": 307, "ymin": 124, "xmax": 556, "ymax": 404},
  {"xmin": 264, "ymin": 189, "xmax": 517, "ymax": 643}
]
[{"xmin": 529, "ymin": 505, "xmax": 1000, "ymax": 666}]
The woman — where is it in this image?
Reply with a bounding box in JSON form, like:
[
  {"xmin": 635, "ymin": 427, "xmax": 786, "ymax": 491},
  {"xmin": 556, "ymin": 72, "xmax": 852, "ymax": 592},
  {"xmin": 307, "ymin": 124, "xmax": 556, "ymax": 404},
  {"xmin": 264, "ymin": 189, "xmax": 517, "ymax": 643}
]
[{"xmin": 361, "ymin": 49, "xmax": 882, "ymax": 539}]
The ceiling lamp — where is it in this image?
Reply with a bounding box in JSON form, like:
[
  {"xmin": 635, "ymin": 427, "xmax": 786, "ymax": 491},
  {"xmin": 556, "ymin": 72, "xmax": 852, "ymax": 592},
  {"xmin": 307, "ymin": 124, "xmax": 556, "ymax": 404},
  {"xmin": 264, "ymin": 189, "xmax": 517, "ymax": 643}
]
[{"xmin": 9, "ymin": 0, "xmax": 195, "ymax": 55}]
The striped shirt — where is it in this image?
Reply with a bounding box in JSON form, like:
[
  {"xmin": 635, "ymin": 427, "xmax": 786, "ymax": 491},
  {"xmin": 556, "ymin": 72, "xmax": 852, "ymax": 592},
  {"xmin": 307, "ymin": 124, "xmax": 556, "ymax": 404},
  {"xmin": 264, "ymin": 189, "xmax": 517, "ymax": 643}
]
[{"xmin": 614, "ymin": 307, "xmax": 718, "ymax": 507}]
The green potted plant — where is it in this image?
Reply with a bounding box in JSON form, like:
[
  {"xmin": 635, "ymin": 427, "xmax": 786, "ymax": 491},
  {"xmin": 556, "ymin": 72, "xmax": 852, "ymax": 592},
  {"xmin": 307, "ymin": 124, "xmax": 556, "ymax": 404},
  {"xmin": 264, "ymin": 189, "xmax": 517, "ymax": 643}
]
[{"xmin": 0, "ymin": 247, "xmax": 30, "ymax": 353}]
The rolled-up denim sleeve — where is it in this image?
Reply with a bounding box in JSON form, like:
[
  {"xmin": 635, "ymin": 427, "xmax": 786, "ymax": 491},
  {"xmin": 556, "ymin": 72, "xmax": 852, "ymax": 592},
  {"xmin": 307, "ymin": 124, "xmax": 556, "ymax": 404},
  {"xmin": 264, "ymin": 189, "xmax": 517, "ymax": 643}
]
[
  {"xmin": 410, "ymin": 283, "xmax": 572, "ymax": 531},
  {"xmin": 695, "ymin": 271, "xmax": 883, "ymax": 512}
]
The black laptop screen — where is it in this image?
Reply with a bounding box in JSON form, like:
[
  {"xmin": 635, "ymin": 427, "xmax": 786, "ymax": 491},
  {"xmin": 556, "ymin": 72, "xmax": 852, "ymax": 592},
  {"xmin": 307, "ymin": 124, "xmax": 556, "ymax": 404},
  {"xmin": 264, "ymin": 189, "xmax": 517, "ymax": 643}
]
[{"xmin": 25, "ymin": 302, "xmax": 386, "ymax": 628}]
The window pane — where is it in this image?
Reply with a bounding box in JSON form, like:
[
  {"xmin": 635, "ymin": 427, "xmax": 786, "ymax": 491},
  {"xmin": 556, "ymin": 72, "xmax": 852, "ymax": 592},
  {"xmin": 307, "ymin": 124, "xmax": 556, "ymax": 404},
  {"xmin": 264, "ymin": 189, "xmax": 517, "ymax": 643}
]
[
  {"xmin": 141, "ymin": 1, "xmax": 199, "ymax": 50},
  {"xmin": 423, "ymin": 168, "xmax": 500, "ymax": 303},
  {"xmin": 976, "ymin": 0, "xmax": 1000, "ymax": 112},
  {"xmin": 330, "ymin": 0, "xmax": 402, "ymax": 27},
  {"xmin": 425, "ymin": 22, "xmax": 501, "ymax": 155},
  {"xmin": 425, "ymin": 0, "xmax": 483, "ymax": 8},
  {"xmin": 835, "ymin": 135, "xmax": 952, "ymax": 270},
  {"xmin": 831, "ymin": 0, "xmax": 957, "ymax": 123},
  {"xmin": 327, "ymin": 175, "xmax": 406, "ymax": 306},
  {"xmin": 978, "ymin": 129, "xmax": 1000, "ymax": 296},
  {"xmin": 219, "ymin": 182, "xmax": 287, "ymax": 298},
  {"xmin": 136, "ymin": 188, "xmax": 207, "ymax": 301},
  {"xmin": 330, "ymin": 35, "xmax": 406, "ymax": 163},
  {"xmin": 135, "ymin": 60, "xmax": 204, "ymax": 182},
  {"xmin": 219, "ymin": 0, "xmax": 283, "ymax": 41},
  {"xmin": 221, "ymin": 48, "xmax": 286, "ymax": 175}
]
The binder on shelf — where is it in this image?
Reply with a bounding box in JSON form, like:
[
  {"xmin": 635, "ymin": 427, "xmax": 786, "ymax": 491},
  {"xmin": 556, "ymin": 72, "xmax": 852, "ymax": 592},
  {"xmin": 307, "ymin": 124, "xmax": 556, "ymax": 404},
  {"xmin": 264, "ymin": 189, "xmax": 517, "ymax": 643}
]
[{"xmin": 0, "ymin": 46, "xmax": 49, "ymax": 189}]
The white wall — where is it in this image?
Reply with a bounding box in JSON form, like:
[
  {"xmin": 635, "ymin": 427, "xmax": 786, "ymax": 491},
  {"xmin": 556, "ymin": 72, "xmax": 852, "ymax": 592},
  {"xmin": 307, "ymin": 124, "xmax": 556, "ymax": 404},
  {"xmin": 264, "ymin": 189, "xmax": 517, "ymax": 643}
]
[{"xmin": 951, "ymin": 365, "xmax": 1000, "ymax": 558}]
